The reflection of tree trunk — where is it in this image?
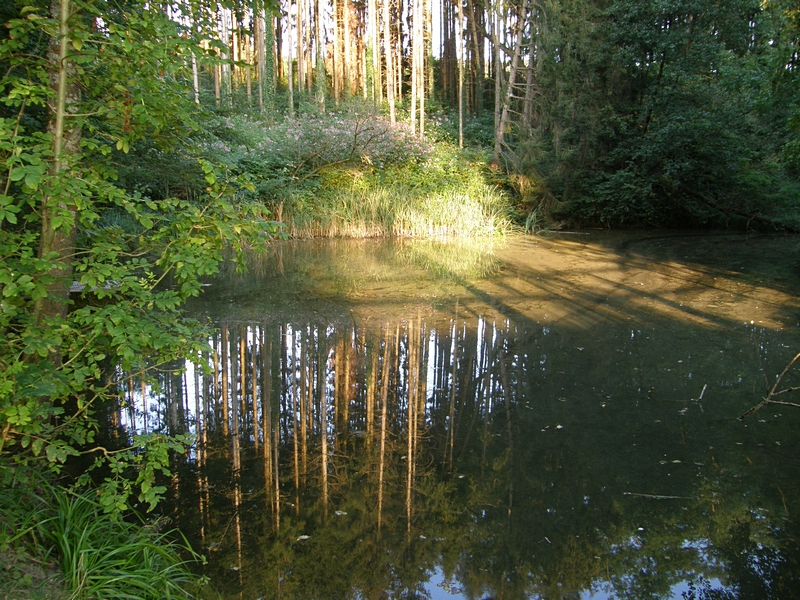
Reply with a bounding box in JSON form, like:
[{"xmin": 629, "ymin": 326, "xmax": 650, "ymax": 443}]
[
  {"xmin": 194, "ymin": 358, "xmax": 206, "ymax": 543},
  {"xmin": 448, "ymin": 319, "xmax": 458, "ymax": 471},
  {"xmin": 406, "ymin": 321, "xmax": 417, "ymax": 532},
  {"xmin": 252, "ymin": 328, "xmax": 259, "ymax": 453},
  {"xmin": 222, "ymin": 326, "xmax": 230, "ymax": 437},
  {"xmin": 291, "ymin": 330, "xmax": 300, "ymax": 516},
  {"xmin": 233, "ymin": 478, "xmax": 243, "ymax": 584},
  {"xmin": 334, "ymin": 339, "xmax": 342, "ymax": 442},
  {"xmin": 481, "ymin": 322, "xmax": 494, "ymax": 484},
  {"xmin": 212, "ymin": 342, "xmax": 220, "ymax": 431},
  {"xmin": 239, "ymin": 328, "xmax": 247, "ymax": 442},
  {"xmin": 141, "ymin": 376, "xmax": 148, "ymax": 434},
  {"xmin": 414, "ymin": 315, "xmax": 426, "ymax": 486},
  {"xmin": 232, "ymin": 334, "xmax": 241, "ymax": 465},
  {"xmin": 262, "ymin": 332, "xmax": 273, "ymax": 520},
  {"xmin": 320, "ymin": 334, "xmax": 329, "ymax": 520},
  {"xmin": 499, "ymin": 349, "xmax": 514, "ymax": 518},
  {"xmin": 367, "ymin": 337, "xmax": 379, "ymax": 445},
  {"xmin": 377, "ymin": 325, "xmax": 392, "ymax": 532},
  {"xmin": 274, "ymin": 398, "xmax": 281, "ymax": 531},
  {"xmin": 300, "ymin": 329, "xmax": 308, "ymax": 483},
  {"xmin": 343, "ymin": 330, "xmax": 351, "ymax": 429}
]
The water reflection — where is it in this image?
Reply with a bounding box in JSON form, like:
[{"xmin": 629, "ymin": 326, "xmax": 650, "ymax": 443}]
[{"xmin": 113, "ymin": 235, "xmax": 800, "ymax": 599}]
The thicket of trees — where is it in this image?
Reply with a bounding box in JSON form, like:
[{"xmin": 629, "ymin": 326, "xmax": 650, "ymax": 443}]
[{"xmin": 132, "ymin": 0, "xmax": 800, "ymax": 227}]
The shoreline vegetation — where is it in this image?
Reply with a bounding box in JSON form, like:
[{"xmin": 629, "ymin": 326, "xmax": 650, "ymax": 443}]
[{"xmin": 124, "ymin": 108, "xmax": 519, "ymax": 241}]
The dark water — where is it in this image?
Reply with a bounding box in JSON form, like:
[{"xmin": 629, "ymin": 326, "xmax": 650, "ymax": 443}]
[{"xmin": 120, "ymin": 233, "xmax": 800, "ymax": 599}]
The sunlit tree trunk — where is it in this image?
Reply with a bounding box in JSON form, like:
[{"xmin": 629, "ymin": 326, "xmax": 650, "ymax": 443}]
[
  {"xmin": 419, "ymin": 0, "xmax": 427, "ymax": 134},
  {"xmin": 287, "ymin": 6, "xmax": 295, "ymax": 116},
  {"xmin": 411, "ymin": 0, "xmax": 419, "ymax": 133},
  {"xmin": 305, "ymin": 0, "xmax": 313, "ymax": 91},
  {"xmin": 456, "ymin": 0, "xmax": 464, "ymax": 147},
  {"xmin": 219, "ymin": 6, "xmax": 232, "ymax": 108},
  {"xmin": 494, "ymin": 0, "xmax": 528, "ymax": 163},
  {"xmin": 492, "ymin": 1, "xmax": 503, "ymax": 157},
  {"xmin": 344, "ymin": 0, "xmax": 353, "ymax": 96},
  {"xmin": 465, "ymin": 0, "xmax": 484, "ymax": 115},
  {"xmin": 314, "ymin": 0, "xmax": 326, "ymax": 111},
  {"xmin": 297, "ymin": 0, "xmax": 305, "ymax": 92},
  {"xmin": 256, "ymin": 10, "xmax": 265, "ymax": 112},
  {"xmin": 383, "ymin": 0, "xmax": 396, "ymax": 121}
]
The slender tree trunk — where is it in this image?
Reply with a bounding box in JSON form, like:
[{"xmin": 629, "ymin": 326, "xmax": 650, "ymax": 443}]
[
  {"xmin": 383, "ymin": 0, "xmax": 396, "ymax": 121},
  {"xmin": 410, "ymin": 0, "xmax": 419, "ymax": 133},
  {"xmin": 36, "ymin": 0, "xmax": 81, "ymax": 331},
  {"xmin": 314, "ymin": 0, "xmax": 325, "ymax": 111},
  {"xmin": 297, "ymin": 0, "xmax": 304, "ymax": 93},
  {"xmin": 342, "ymin": 0, "xmax": 350, "ymax": 97},
  {"xmin": 494, "ymin": 0, "xmax": 528, "ymax": 162},
  {"xmin": 287, "ymin": 10, "xmax": 295, "ymax": 116},
  {"xmin": 256, "ymin": 12, "xmax": 264, "ymax": 112},
  {"xmin": 456, "ymin": 0, "xmax": 464, "ymax": 147},
  {"xmin": 468, "ymin": 0, "xmax": 484, "ymax": 114}
]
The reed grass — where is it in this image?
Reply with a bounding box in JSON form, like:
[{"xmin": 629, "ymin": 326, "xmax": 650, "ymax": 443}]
[
  {"xmin": 0, "ymin": 483, "xmax": 205, "ymax": 600},
  {"xmin": 282, "ymin": 169, "xmax": 515, "ymax": 239}
]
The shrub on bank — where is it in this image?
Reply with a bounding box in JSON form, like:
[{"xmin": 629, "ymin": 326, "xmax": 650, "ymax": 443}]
[{"xmin": 196, "ymin": 109, "xmax": 514, "ymax": 239}]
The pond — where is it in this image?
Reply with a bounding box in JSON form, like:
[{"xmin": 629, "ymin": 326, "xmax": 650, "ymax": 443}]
[{"xmin": 117, "ymin": 232, "xmax": 800, "ymax": 599}]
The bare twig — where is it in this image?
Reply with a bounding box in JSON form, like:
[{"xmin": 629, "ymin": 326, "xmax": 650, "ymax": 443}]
[
  {"xmin": 623, "ymin": 492, "xmax": 692, "ymax": 500},
  {"xmin": 739, "ymin": 352, "xmax": 800, "ymax": 420}
]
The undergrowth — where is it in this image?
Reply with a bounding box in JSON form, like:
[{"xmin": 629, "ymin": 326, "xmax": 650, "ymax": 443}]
[
  {"xmin": 161, "ymin": 107, "xmax": 518, "ymax": 239},
  {"xmin": 0, "ymin": 478, "xmax": 206, "ymax": 600}
]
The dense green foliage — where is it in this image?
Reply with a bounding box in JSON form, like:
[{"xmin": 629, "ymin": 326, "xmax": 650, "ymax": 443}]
[
  {"xmin": 513, "ymin": 0, "xmax": 800, "ymax": 227},
  {"xmin": 0, "ymin": 0, "xmax": 279, "ymax": 510},
  {"xmin": 0, "ymin": 480, "xmax": 205, "ymax": 598}
]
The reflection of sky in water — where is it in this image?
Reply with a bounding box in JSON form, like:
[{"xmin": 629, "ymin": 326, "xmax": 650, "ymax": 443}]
[{"xmin": 113, "ymin": 235, "xmax": 800, "ymax": 599}]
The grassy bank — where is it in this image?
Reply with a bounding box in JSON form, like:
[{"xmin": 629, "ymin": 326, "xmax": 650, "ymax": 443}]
[{"xmin": 0, "ymin": 480, "xmax": 205, "ymax": 599}]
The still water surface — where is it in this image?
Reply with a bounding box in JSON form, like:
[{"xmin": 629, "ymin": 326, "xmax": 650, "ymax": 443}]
[{"xmin": 123, "ymin": 233, "xmax": 800, "ymax": 599}]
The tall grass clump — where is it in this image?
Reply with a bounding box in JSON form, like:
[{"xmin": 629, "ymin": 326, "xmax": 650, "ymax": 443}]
[
  {"xmin": 0, "ymin": 481, "xmax": 205, "ymax": 599},
  {"xmin": 201, "ymin": 106, "xmax": 515, "ymax": 239}
]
